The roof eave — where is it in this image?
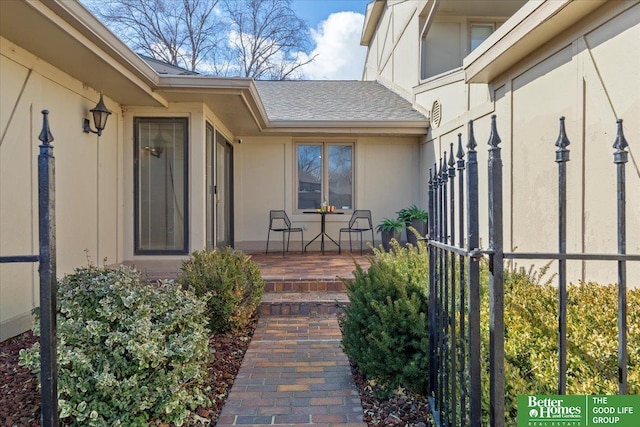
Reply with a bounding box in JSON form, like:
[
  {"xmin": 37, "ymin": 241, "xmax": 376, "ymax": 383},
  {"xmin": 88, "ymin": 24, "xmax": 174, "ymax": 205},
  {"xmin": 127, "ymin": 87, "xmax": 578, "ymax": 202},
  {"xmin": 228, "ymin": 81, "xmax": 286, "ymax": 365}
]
[
  {"xmin": 263, "ymin": 120, "xmax": 429, "ymax": 135},
  {"xmin": 463, "ymin": 0, "xmax": 608, "ymax": 84},
  {"xmin": 361, "ymin": 0, "xmax": 387, "ymax": 46}
]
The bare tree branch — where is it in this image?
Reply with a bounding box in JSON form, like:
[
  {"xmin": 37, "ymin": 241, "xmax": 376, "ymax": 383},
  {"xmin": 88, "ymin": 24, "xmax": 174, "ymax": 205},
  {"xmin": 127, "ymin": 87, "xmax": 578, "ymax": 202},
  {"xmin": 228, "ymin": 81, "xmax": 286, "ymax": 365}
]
[{"xmin": 82, "ymin": 0, "xmax": 315, "ymax": 78}]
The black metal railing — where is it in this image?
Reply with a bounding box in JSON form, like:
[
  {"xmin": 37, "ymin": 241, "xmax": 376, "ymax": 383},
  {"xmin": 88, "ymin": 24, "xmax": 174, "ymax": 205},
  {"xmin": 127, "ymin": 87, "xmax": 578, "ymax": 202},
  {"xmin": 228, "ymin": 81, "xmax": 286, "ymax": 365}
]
[
  {"xmin": 0, "ymin": 110, "xmax": 58, "ymax": 427},
  {"xmin": 427, "ymin": 115, "xmax": 638, "ymax": 426}
]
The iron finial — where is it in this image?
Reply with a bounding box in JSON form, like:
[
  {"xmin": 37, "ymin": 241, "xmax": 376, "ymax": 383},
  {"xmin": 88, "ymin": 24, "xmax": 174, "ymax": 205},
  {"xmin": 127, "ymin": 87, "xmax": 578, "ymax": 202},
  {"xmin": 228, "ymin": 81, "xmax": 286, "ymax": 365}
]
[
  {"xmin": 488, "ymin": 115, "xmax": 501, "ymax": 148},
  {"xmin": 613, "ymin": 119, "xmax": 629, "ymax": 165},
  {"xmin": 38, "ymin": 110, "xmax": 54, "ymax": 145},
  {"xmin": 555, "ymin": 116, "xmax": 570, "ymax": 163},
  {"xmin": 613, "ymin": 119, "xmax": 629, "ymax": 152},
  {"xmin": 456, "ymin": 133, "xmax": 465, "ymax": 160},
  {"xmin": 555, "ymin": 116, "xmax": 570, "ymax": 149},
  {"xmin": 467, "ymin": 120, "xmax": 477, "ymax": 151},
  {"xmin": 448, "ymin": 143, "xmax": 455, "ymax": 168},
  {"xmin": 429, "ymin": 167, "xmax": 433, "ymax": 185}
]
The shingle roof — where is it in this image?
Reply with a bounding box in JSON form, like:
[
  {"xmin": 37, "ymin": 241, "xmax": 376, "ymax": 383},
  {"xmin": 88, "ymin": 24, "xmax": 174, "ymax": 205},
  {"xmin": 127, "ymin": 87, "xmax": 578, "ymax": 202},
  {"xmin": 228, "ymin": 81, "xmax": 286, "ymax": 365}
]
[{"xmin": 254, "ymin": 80, "xmax": 427, "ymax": 123}]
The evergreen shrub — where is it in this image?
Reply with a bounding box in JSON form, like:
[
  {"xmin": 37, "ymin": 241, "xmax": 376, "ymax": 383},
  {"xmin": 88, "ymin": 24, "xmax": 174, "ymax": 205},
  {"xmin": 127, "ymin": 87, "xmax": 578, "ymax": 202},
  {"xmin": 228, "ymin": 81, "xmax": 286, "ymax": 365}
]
[
  {"xmin": 487, "ymin": 264, "xmax": 640, "ymax": 424},
  {"xmin": 178, "ymin": 247, "xmax": 264, "ymax": 334},
  {"xmin": 19, "ymin": 265, "xmax": 210, "ymax": 426},
  {"xmin": 341, "ymin": 239, "xmax": 429, "ymax": 394}
]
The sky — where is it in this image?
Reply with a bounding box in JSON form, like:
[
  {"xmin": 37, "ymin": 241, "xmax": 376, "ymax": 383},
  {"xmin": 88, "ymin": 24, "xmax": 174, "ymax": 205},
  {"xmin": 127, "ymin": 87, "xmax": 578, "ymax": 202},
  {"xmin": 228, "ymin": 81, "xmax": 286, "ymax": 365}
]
[{"xmin": 291, "ymin": 0, "xmax": 370, "ymax": 80}]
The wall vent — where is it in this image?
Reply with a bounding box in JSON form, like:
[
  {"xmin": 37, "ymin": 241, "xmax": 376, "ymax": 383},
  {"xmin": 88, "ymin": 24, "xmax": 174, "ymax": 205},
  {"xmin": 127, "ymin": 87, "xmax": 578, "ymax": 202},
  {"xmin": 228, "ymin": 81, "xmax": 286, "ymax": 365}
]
[{"xmin": 431, "ymin": 99, "xmax": 442, "ymax": 128}]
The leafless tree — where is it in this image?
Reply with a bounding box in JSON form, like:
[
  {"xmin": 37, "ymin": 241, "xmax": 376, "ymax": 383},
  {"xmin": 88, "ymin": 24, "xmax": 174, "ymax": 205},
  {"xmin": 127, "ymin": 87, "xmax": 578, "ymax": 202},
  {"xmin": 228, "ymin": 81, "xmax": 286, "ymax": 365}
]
[
  {"xmin": 84, "ymin": 0, "xmax": 222, "ymax": 72},
  {"xmin": 82, "ymin": 0, "xmax": 315, "ymax": 79},
  {"xmin": 221, "ymin": 0, "xmax": 316, "ymax": 79}
]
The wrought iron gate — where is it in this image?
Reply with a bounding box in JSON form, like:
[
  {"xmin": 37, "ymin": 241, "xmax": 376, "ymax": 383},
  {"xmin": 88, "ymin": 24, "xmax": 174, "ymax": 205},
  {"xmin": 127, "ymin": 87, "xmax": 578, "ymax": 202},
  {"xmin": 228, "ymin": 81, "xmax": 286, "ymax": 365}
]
[{"xmin": 427, "ymin": 115, "xmax": 639, "ymax": 426}]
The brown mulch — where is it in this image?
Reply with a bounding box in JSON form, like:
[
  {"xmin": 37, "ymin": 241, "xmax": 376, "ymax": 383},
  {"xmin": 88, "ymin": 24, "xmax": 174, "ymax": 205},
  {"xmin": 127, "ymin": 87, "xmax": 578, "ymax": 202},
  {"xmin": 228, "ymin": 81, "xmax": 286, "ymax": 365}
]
[
  {"xmin": 1, "ymin": 318, "xmax": 432, "ymax": 427},
  {"xmin": 0, "ymin": 320, "xmax": 256, "ymax": 427}
]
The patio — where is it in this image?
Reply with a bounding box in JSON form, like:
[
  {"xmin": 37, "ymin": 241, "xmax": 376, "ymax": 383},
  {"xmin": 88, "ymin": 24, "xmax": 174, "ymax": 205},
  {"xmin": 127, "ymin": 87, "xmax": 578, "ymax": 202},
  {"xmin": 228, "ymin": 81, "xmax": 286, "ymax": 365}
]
[{"xmin": 123, "ymin": 249, "xmax": 371, "ymax": 282}]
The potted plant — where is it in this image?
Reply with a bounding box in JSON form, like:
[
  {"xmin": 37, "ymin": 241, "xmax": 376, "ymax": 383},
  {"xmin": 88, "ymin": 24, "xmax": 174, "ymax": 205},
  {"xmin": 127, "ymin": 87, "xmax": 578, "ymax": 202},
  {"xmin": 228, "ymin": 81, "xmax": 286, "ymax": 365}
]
[
  {"xmin": 397, "ymin": 204, "xmax": 428, "ymax": 246},
  {"xmin": 376, "ymin": 217, "xmax": 405, "ymax": 251}
]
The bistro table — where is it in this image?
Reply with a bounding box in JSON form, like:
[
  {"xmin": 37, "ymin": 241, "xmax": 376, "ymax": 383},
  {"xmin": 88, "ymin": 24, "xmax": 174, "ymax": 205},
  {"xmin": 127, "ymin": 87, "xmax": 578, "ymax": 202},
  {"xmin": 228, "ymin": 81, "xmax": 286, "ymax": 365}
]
[{"xmin": 303, "ymin": 210, "xmax": 344, "ymax": 254}]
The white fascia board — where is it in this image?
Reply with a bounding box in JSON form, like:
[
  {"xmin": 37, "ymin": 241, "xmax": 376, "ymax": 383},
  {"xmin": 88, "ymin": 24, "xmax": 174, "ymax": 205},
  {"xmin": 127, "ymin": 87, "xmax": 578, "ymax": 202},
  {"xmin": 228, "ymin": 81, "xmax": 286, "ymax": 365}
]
[{"xmin": 361, "ymin": 0, "xmax": 387, "ymax": 45}]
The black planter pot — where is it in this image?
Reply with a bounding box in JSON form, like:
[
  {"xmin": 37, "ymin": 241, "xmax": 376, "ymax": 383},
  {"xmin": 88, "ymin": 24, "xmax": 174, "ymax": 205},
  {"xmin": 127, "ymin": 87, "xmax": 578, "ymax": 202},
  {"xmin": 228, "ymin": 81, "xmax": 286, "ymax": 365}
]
[
  {"xmin": 405, "ymin": 219, "xmax": 426, "ymax": 246},
  {"xmin": 381, "ymin": 230, "xmax": 401, "ymax": 251}
]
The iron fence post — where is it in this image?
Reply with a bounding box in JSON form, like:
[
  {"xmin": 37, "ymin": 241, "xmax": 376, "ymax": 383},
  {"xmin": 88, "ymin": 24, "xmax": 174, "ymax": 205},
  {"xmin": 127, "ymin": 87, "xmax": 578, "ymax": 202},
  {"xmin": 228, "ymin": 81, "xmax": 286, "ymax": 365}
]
[
  {"xmin": 447, "ymin": 146, "xmax": 457, "ymax": 426},
  {"xmin": 466, "ymin": 120, "xmax": 482, "ymax": 426},
  {"xmin": 456, "ymin": 134, "xmax": 467, "ymax": 427},
  {"xmin": 555, "ymin": 117, "xmax": 570, "ymax": 394},
  {"xmin": 37, "ymin": 110, "xmax": 58, "ymax": 427},
  {"xmin": 613, "ymin": 119, "xmax": 629, "ymax": 394},
  {"xmin": 487, "ymin": 115, "xmax": 504, "ymax": 427},
  {"xmin": 441, "ymin": 155, "xmax": 450, "ymax": 426},
  {"xmin": 428, "ymin": 167, "xmax": 437, "ymax": 397}
]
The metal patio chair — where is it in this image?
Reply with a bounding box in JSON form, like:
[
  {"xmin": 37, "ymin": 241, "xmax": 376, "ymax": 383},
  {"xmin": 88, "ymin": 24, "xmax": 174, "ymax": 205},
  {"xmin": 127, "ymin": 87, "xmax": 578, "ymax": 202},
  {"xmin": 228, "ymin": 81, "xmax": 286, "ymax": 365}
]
[
  {"xmin": 266, "ymin": 210, "xmax": 304, "ymax": 255},
  {"xmin": 339, "ymin": 210, "xmax": 374, "ymax": 255}
]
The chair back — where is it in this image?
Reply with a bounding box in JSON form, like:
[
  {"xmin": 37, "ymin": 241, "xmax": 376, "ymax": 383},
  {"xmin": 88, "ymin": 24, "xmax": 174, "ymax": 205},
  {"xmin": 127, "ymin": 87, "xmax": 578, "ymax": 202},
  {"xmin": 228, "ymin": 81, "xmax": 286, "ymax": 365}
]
[
  {"xmin": 269, "ymin": 210, "xmax": 292, "ymax": 229},
  {"xmin": 349, "ymin": 210, "xmax": 372, "ymax": 229}
]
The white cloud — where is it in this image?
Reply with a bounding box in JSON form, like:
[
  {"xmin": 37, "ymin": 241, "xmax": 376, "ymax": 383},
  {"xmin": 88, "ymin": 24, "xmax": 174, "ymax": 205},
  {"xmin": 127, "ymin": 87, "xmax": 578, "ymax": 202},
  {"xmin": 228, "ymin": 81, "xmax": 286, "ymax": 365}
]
[{"xmin": 299, "ymin": 11, "xmax": 367, "ymax": 80}]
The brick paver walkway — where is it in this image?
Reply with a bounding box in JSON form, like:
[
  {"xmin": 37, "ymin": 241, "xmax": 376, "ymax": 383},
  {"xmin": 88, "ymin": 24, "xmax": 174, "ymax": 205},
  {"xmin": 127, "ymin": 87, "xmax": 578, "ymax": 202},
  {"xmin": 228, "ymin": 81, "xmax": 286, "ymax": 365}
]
[{"xmin": 216, "ymin": 315, "xmax": 366, "ymax": 427}]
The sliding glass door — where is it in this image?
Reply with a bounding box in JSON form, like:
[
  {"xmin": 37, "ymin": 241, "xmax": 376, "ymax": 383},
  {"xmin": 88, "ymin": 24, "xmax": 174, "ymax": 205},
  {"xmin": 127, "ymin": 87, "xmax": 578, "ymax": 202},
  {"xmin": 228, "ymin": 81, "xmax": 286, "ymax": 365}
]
[{"xmin": 206, "ymin": 125, "xmax": 234, "ymax": 249}]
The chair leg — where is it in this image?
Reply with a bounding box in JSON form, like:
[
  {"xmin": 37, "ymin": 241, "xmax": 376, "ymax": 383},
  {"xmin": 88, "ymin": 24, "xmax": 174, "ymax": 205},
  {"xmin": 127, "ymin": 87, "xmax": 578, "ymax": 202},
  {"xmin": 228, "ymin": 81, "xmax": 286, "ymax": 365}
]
[
  {"xmin": 349, "ymin": 233, "xmax": 353, "ymax": 253},
  {"xmin": 371, "ymin": 230, "xmax": 375, "ymax": 252},
  {"xmin": 266, "ymin": 229, "xmax": 271, "ymax": 254},
  {"xmin": 338, "ymin": 231, "xmax": 343, "ymax": 254},
  {"xmin": 300, "ymin": 231, "xmax": 304, "ymax": 254},
  {"xmin": 282, "ymin": 232, "xmax": 286, "ymax": 256},
  {"xmin": 359, "ymin": 231, "xmax": 363, "ymax": 256},
  {"xmin": 286, "ymin": 231, "xmax": 291, "ymax": 253}
]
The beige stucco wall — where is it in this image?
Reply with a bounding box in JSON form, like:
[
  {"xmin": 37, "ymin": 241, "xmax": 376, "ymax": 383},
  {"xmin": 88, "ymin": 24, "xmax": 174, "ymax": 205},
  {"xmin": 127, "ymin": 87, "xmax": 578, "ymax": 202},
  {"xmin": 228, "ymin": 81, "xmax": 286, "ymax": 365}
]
[
  {"xmin": 234, "ymin": 135, "xmax": 422, "ymax": 252},
  {"xmin": 366, "ymin": 1, "xmax": 639, "ymax": 285},
  {"xmin": 425, "ymin": 1, "xmax": 640, "ymax": 286},
  {"xmin": 0, "ymin": 37, "xmax": 123, "ymax": 340}
]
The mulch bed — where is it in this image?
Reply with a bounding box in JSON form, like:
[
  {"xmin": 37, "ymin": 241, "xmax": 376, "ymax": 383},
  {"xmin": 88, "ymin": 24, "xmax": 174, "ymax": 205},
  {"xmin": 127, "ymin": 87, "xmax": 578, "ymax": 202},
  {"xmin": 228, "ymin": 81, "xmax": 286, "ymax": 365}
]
[
  {"xmin": 2, "ymin": 318, "xmax": 432, "ymax": 426},
  {"xmin": 0, "ymin": 320, "xmax": 256, "ymax": 427}
]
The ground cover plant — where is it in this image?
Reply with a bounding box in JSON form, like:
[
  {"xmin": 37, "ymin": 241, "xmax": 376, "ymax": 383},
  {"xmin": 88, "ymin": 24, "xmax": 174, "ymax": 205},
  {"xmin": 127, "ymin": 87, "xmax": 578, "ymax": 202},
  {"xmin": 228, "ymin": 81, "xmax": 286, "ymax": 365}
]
[{"xmin": 18, "ymin": 265, "xmax": 211, "ymax": 426}]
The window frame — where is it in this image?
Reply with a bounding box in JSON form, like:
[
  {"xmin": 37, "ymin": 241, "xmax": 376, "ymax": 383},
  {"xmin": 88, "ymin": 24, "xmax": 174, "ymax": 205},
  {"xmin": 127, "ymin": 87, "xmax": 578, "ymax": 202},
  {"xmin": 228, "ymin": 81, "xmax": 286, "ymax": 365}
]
[
  {"xmin": 134, "ymin": 117, "xmax": 190, "ymax": 255},
  {"xmin": 468, "ymin": 21, "xmax": 503, "ymax": 53},
  {"xmin": 294, "ymin": 141, "xmax": 355, "ymax": 214}
]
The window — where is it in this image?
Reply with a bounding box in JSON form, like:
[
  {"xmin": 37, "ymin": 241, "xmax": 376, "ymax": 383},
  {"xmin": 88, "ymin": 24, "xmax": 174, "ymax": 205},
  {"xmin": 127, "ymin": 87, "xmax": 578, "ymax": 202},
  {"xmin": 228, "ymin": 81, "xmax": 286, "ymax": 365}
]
[
  {"xmin": 134, "ymin": 118, "xmax": 189, "ymax": 254},
  {"xmin": 470, "ymin": 23, "xmax": 496, "ymax": 52},
  {"xmin": 296, "ymin": 143, "xmax": 353, "ymax": 211}
]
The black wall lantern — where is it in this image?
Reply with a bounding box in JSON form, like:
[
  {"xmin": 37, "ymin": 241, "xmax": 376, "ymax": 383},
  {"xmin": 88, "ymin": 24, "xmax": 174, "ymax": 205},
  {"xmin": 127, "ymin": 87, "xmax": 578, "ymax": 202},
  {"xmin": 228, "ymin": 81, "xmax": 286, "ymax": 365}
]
[{"xmin": 83, "ymin": 93, "xmax": 111, "ymax": 136}]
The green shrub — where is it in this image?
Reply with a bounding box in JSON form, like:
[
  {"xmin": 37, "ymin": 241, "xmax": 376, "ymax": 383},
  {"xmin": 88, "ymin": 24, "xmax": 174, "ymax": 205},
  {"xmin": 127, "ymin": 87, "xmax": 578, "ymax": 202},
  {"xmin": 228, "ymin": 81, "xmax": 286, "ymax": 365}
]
[
  {"xmin": 341, "ymin": 239, "xmax": 429, "ymax": 394},
  {"xmin": 479, "ymin": 264, "xmax": 640, "ymax": 425},
  {"xmin": 19, "ymin": 265, "xmax": 210, "ymax": 426},
  {"xmin": 178, "ymin": 247, "xmax": 264, "ymax": 334}
]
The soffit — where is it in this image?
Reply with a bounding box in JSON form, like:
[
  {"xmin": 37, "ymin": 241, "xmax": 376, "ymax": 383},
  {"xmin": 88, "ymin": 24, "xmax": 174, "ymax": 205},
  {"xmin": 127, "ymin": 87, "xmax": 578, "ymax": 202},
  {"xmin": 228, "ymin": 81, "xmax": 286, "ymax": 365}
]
[
  {"xmin": 464, "ymin": 0, "xmax": 608, "ymax": 83},
  {"xmin": 435, "ymin": 0, "xmax": 527, "ymax": 18},
  {"xmin": 156, "ymin": 77, "xmax": 268, "ymax": 136},
  {"xmin": 0, "ymin": 0, "xmax": 164, "ymax": 107}
]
